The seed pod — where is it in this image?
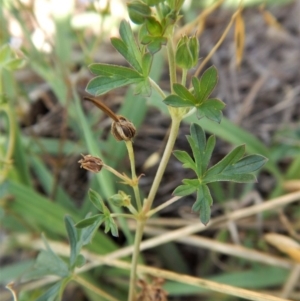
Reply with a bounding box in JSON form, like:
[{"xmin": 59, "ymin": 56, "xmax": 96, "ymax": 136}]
[
  {"xmin": 111, "ymin": 116, "xmax": 136, "ymax": 141},
  {"xmin": 83, "ymin": 96, "xmax": 136, "ymax": 142},
  {"xmin": 78, "ymin": 154, "xmax": 103, "ymax": 173}
]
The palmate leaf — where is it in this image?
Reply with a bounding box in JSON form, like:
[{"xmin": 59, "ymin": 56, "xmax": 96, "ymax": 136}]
[
  {"xmin": 164, "ymin": 66, "xmax": 224, "ymax": 123},
  {"xmin": 173, "ymin": 123, "xmax": 267, "ymax": 225}
]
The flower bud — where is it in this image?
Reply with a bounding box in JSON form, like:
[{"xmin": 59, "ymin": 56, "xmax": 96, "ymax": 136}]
[
  {"xmin": 78, "ymin": 154, "xmax": 103, "ymax": 173},
  {"xmin": 111, "ymin": 116, "xmax": 136, "ymax": 141},
  {"xmin": 109, "ymin": 191, "xmax": 131, "ymax": 207},
  {"xmin": 175, "ymin": 35, "xmax": 199, "ymax": 70}
]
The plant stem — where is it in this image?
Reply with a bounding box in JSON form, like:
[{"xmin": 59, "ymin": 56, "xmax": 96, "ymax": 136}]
[
  {"xmin": 103, "ymin": 164, "xmax": 131, "ymax": 184},
  {"xmin": 167, "ymin": 29, "xmax": 177, "ymax": 92},
  {"xmin": 125, "ymin": 141, "xmax": 142, "ymax": 211},
  {"xmin": 128, "ymin": 219, "xmax": 145, "ymax": 301},
  {"xmin": 143, "ymin": 113, "xmax": 181, "ymax": 213},
  {"xmin": 181, "ymin": 69, "xmax": 187, "ymax": 86},
  {"xmin": 146, "ymin": 195, "xmax": 182, "ymax": 217}
]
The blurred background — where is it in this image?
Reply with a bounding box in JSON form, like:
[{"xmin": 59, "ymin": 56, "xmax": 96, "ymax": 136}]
[{"xmin": 1, "ymin": 0, "xmax": 300, "ymax": 300}]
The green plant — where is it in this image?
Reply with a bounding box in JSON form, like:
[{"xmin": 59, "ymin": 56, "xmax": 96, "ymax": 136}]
[
  {"xmin": 4, "ymin": 1, "xmax": 292, "ymax": 301},
  {"xmin": 15, "ymin": 1, "xmax": 268, "ymax": 300}
]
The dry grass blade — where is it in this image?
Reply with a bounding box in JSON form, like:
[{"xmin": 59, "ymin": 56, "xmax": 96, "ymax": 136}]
[
  {"xmin": 259, "ymin": 5, "xmax": 283, "ymax": 31},
  {"xmin": 264, "ymin": 233, "xmax": 300, "ymax": 263},
  {"xmin": 141, "ymin": 226, "xmax": 293, "ymax": 269},
  {"xmin": 234, "ymin": 8, "xmax": 245, "ymax": 68},
  {"xmin": 194, "ymin": 9, "xmax": 240, "ymax": 77},
  {"xmin": 175, "ymin": 0, "xmax": 224, "ymax": 39}
]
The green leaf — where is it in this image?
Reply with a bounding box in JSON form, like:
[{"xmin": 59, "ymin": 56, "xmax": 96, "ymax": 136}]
[
  {"xmin": 76, "ymin": 214, "xmax": 104, "ymax": 228},
  {"xmin": 64, "ymin": 216, "xmax": 78, "ymax": 269},
  {"xmin": 25, "ymin": 237, "xmax": 69, "ymax": 280},
  {"xmin": 128, "ymin": 1, "xmax": 151, "ymax": 24},
  {"xmin": 86, "ymin": 74, "xmax": 144, "ymax": 96},
  {"xmin": 186, "ymin": 135, "xmax": 202, "ymax": 177},
  {"xmin": 206, "ymin": 145, "xmax": 245, "ymax": 177},
  {"xmin": 202, "ymin": 135, "xmax": 216, "ymax": 172},
  {"xmin": 86, "ymin": 63, "xmax": 145, "ymax": 96},
  {"xmin": 173, "ymin": 150, "xmax": 197, "ymax": 172},
  {"xmin": 190, "ymin": 123, "xmax": 206, "ymax": 153},
  {"xmin": 197, "ymin": 98, "xmax": 225, "ymax": 123},
  {"xmin": 204, "ymin": 173, "xmax": 256, "ymax": 183},
  {"xmin": 192, "ymin": 185, "xmax": 212, "ymax": 225},
  {"xmin": 164, "ymin": 95, "xmax": 194, "ymax": 107},
  {"xmin": 112, "ymin": 20, "xmax": 143, "ymax": 73},
  {"xmin": 173, "ymin": 83, "xmax": 196, "ymax": 103},
  {"xmin": 145, "ymin": 17, "xmax": 163, "ymax": 36},
  {"xmin": 173, "ymin": 184, "xmax": 197, "ymax": 196},
  {"xmin": 80, "ymin": 215, "xmax": 105, "ymax": 246},
  {"xmin": 89, "ymin": 63, "xmax": 143, "ymax": 78},
  {"xmin": 223, "ymin": 154, "xmax": 268, "ymax": 174},
  {"xmin": 193, "ymin": 66, "xmax": 218, "ymax": 103},
  {"xmin": 146, "ymin": 36, "xmax": 167, "ymax": 53},
  {"xmin": 88, "ymin": 189, "xmax": 105, "ymax": 212}
]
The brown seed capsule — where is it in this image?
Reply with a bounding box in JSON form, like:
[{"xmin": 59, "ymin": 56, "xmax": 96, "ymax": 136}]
[
  {"xmin": 111, "ymin": 116, "xmax": 136, "ymax": 141},
  {"xmin": 78, "ymin": 154, "xmax": 103, "ymax": 173},
  {"xmin": 83, "ymin": 96, "xmax": 136, "ymax": 142}
]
